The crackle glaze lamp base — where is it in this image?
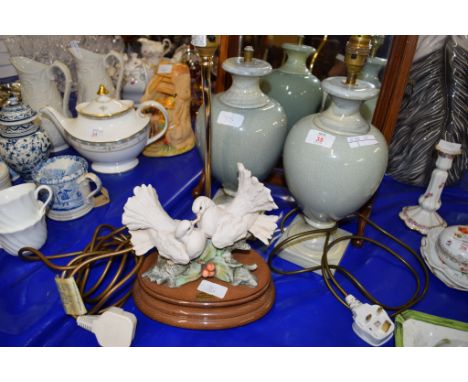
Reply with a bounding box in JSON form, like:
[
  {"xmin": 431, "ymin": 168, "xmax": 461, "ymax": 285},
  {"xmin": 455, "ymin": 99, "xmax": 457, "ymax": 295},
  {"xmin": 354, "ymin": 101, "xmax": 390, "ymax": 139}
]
[
  {"xmin": 279, "ymin": 36, "xmax": 388, "ymax": 270},
  {"xmin": 196, "ymin": 46, "xmax": 287, "ymax": 196}
]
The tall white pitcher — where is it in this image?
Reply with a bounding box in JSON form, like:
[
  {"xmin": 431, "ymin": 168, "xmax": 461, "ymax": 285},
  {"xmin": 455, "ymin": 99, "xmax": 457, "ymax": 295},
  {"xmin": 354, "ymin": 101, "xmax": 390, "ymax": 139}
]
[
  {"xmin": 10, "ymin": 56, "xmax": 72, "ymax": 152},
  {"xmin": 69, "ymin": 47, "xmax": 124, "ymax": 104}
]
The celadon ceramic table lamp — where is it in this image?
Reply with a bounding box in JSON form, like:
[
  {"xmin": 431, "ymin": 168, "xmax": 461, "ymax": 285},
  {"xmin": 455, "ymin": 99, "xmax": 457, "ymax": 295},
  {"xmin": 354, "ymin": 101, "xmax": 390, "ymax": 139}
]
[
  {"xmin": 261, "ymin": 42, "xmax": 322, "ymax": 130},
  {"xmin": 359, "ymin": 35, "xmax": 387, "ymax": 121},
  {"xmin": 196, "ymin": 47, "xmax": 287, "ymax": 196},
  {"xmin": 280, "ymin": 35, "xmax": 388, "ymax": 269}
]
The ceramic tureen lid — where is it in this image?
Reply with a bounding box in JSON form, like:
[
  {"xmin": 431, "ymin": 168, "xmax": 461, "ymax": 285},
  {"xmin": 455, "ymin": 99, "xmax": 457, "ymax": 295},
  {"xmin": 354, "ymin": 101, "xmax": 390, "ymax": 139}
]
[
  {"xmin": 76, "ymin": 85, "xmax": 133, "ymax": 119},
  {"xmin": 0, "ymin": 96, "xmax": 37, "ymax": 126},
  {"xmin": 437, "ymin": 225, "xmax": 468, "ymax": 268}
]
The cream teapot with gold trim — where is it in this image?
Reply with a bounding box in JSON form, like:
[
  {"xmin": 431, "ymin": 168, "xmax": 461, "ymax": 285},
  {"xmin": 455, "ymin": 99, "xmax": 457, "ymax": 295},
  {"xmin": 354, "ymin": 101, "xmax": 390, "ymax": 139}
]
[{"xmin": 41, "ymin": 85, "xmax": 169, "ymax": 174}]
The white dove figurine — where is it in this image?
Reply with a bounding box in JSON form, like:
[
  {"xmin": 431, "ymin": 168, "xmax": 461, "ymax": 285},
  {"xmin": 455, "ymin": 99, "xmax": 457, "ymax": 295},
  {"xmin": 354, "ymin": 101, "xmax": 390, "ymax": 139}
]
[
  {"xmin": 192, "ymin": 163, "xmax": 279, "ymax": 249},
  {"xmin": 122, "ymin": 184, "xmax": 206, "ymax": 264}
]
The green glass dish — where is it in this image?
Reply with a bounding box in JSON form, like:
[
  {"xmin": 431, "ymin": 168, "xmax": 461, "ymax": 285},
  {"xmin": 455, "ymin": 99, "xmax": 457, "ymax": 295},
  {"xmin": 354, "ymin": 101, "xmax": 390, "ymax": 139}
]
[{"xmin": 395, "ymin": 310, "xmax": 468, "ymax": 347}]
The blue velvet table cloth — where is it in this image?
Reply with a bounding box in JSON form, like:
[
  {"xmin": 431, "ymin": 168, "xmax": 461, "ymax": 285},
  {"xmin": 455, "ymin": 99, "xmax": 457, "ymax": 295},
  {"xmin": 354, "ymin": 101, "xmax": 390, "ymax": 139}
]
[{"xmin": 1, "ymin": 147, "xmax": 467, "ymax": 346}]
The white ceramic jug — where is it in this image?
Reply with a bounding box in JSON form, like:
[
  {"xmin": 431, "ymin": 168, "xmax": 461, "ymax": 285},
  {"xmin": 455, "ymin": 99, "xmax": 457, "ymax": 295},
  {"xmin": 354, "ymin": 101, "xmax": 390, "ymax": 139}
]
[
  {"xmin": 69, "ymin": 47, "xmax": 124, "ymax": 103},
  {"xmin": 138, "ymin": 38, "xmax": 172, "ymax": 67},
  {"xmin": 122, "ymin": 53, "xmax": 151, "ymax": 104},
  {"xmin": 10, "ymin": 56, "xmax": 72, "ymax": 152}
]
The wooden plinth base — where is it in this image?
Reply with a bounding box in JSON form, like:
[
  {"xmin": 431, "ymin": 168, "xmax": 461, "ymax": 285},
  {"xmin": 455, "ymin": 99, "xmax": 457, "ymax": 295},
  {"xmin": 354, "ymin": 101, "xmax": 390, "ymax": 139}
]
[{"xmin": 132, "ymin": 251, "xmax": 275, "ymax": 330}]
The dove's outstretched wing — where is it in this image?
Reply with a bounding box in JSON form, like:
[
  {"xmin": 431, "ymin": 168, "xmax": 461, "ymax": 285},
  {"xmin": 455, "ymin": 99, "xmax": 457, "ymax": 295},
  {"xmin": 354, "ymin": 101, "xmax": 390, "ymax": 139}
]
[
  {"xmin": 123, "ymin": 185, "xmax": 191, "ymax": 263},
  {"xmin": 122, "ymin": 184, "xmax": 177, "ymax": 232},
  {"xmin": 209, "ymin": 163, "xmax": 279, "ymax": 248},
  {"xmin": 226, "ymin": 163, "xmax": 278, "ymax": 217}
]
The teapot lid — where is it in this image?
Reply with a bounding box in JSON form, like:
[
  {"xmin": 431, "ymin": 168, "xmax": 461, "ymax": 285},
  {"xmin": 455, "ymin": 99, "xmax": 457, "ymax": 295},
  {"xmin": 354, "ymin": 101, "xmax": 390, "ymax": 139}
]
[
  {"xmin": 76, "ymin": 85, "xmax": 133, "ymax": 119},
  {"xmin": 437, "ymin": 225, "xmax": 468, "ymax": 268},
  {"xmin": 0, "ymin": 96, "xmax": 37, "ymax": 125}
]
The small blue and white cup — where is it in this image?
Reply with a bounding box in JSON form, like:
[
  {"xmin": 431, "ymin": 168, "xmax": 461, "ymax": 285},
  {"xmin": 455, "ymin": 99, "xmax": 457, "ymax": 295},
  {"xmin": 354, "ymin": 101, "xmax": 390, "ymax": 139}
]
[{"xmin": 32, "ymin": 155, "xmax": 102, "ymax": 221}]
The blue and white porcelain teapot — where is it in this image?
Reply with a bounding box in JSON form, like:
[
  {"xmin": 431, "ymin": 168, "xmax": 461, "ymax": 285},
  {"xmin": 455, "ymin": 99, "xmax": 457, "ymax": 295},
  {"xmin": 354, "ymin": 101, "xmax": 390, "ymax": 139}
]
[{"xmin": 0, "ymin": 97, "xmax": 51, "ymax": 181}]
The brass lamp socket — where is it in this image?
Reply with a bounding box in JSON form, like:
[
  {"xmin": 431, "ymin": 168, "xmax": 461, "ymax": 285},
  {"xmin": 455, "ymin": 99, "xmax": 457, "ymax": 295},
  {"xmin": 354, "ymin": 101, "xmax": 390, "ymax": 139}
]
[
  {"xmin": 344, "ymin": 35, "xmax": 371, "ymax": 85},
  {"xmin": 244, "ymin": 46, "xmax": 254, "ymax": 62},
  {"xmin": 194, "ymin": 35, "xmax": 219, "ymax": 60}
]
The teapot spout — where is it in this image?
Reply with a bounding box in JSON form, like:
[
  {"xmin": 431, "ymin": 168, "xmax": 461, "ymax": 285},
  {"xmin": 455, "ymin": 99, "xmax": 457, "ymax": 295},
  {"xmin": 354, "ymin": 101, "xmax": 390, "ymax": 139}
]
[{"xmin": 40, "ymin": 106, "xmax": 69, "ymax": 139}]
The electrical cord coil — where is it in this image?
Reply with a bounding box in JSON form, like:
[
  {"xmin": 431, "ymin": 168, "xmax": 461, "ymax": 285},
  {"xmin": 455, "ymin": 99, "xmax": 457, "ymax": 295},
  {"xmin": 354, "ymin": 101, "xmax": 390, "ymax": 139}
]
[
  {"xmin": 268, "ymin": 208, "xmax": 430, "ymax": 318},
  {"xmin": 18, "ymin": 224, "xmax": 143, "ymax": 317}
]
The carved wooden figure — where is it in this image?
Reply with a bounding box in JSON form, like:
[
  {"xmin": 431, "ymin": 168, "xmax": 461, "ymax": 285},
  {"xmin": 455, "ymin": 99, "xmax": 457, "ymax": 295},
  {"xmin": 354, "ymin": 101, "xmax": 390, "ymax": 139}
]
[{"xmin": 141, "ymin": 60, "xmax": 196, "ymax": 157}]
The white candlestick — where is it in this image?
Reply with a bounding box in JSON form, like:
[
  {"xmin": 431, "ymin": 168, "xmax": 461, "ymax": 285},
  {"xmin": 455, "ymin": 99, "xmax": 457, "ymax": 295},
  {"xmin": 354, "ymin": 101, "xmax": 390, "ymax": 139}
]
[{"xmin": 400, "ymin": 140, "xmax": 462, "ymax": 234}]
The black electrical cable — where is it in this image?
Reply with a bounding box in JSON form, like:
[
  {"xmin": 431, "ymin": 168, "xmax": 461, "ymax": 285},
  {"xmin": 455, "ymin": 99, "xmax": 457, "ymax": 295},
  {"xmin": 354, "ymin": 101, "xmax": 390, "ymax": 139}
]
[{"xmin": 268, "ymin": 209, "xmax": 430, "ymax": 318}]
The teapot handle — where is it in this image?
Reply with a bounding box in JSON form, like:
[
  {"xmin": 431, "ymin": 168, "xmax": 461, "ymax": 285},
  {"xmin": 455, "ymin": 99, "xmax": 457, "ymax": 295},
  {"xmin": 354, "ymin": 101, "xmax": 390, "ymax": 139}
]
[
  {"xmin": 162, "ymin": 38, "xmax": 172, "ymax": 56},
  {"xmin": 137, "ymin": 100, "xmax": 169, "ymax": 146},
  {"xmin": 104, "ymin": 50, "xmax": 124, "ymax": 100},
  {"xmin": 48, "ymin": 60, "xmax": 72, "ymax": 116}
]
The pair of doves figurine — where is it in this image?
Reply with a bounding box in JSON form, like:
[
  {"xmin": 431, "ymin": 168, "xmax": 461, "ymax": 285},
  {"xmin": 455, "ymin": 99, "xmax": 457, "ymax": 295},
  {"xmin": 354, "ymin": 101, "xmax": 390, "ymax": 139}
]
[{"xmin": 122, "ymin": 163, "xmax": 279, "ymax": 265}]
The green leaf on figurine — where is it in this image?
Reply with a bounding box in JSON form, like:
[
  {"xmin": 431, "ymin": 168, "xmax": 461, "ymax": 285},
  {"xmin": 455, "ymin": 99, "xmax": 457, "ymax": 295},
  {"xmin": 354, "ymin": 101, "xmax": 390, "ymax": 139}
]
[{"xmin": 143, "ymin": 241, "xmax": 258, "ymax": 288}]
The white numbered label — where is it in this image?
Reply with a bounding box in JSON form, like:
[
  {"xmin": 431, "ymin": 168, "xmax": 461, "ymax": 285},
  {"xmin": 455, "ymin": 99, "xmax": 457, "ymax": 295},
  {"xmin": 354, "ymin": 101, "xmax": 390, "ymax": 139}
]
[
  {"xmin": 347, "ymin": 135, "xmax": 378, "ymax": 148},
  {"xmin": 91, "ymin": 127, "xmax": 104, "ymax": 138},
  {"xmin": 305, "ymin": 129, "xmax": 335, "ymax": 148},
  {"xmin": 197, "ymin": 280, "xmax": 228, "ymax": 299},
  {"xmin": 191, "ymin": 35, "xmax": 207, "ymax": 47},
  {"xmin": 158, "ymin": 64, "xmax": 173, "ymax": 74},
  {"xmin": 217, "ymin": 111, "xmax": 244, "ymax": 128},
  {"xmin": 55, "ymin": 276, "xmax": 87, "ymax": 316}
]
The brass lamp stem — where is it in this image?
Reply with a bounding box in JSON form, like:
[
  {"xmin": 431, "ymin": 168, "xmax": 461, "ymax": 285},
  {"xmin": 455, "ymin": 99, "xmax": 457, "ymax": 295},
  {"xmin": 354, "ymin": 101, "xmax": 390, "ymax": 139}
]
[
  {"xmin": 192, "ymin": 36, "xmax": 219, "ymax": 198},
  {"xmin": 344, "ymin": 35, "xmax": 371, "ymax": 85},
  {"xmin": 310, "ymin": 35, "xmax": 328, "ymax": 72}
]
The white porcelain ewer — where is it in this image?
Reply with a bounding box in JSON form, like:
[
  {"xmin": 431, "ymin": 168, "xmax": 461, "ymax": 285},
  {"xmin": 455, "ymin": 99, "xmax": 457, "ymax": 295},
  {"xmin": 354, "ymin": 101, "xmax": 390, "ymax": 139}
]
[
  {"xmin": 69, "ymin": 47, "xmax": 124, "ymax": 103},
  {"xmin": 10, "ymin": 56, "xmax": 72, "ymax": 152},
  {"xmin": 138, "ymin": 38, "xmax": 172, "ymax": 67}
]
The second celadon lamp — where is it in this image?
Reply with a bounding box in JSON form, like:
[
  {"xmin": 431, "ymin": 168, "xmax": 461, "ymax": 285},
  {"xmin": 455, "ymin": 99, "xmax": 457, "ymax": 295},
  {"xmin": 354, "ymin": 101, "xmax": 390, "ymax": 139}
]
[
  {"xmin": 261, "ymin": 42, "xmax": 322, "ymax": 129},
  {"xmin": 196, "ymin": 47, "xmax": 287, "ymax": 195},
  {"xmin": 280, "ymin": 35, "xmax": 388, "ymax": 269},
  {"xmin": 359, "ymin": 35, "xmax": 387, "ymax": 121}
]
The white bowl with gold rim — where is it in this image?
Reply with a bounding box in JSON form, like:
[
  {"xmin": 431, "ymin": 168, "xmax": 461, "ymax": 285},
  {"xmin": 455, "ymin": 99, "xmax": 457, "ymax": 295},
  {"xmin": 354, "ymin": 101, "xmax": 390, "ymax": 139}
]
[{"xmin": 41, "ymin": 85, "xmax": 169, "ymax": 174}]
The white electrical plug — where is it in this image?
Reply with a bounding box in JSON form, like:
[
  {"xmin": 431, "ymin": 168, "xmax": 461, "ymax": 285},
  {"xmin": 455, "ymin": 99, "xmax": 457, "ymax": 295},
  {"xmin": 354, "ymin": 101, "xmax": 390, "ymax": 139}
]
[
  {"xmin": 345, "ymin": 294, "xmax": 394, "ymax": 347},
  {"xmin": 76, "ymin": 307, "xmax": 137, "ymax": 347}
]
